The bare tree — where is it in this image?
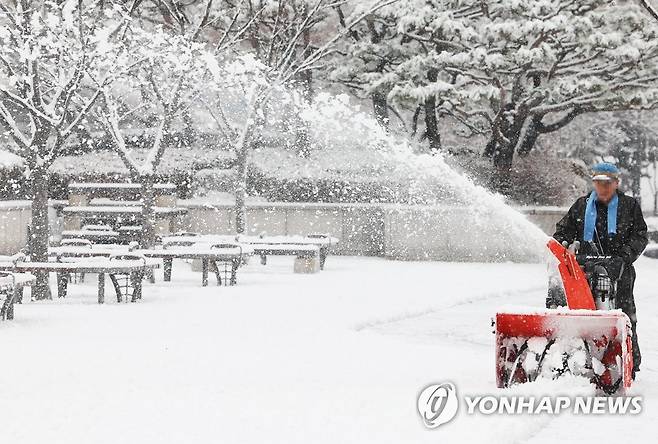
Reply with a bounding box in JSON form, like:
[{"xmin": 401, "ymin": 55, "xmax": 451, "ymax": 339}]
[
  {"xmin": 95, "ymin": 0, "xmax": 261, "ymax": 247},
  {"xmin": 0, "ymin": 1, "xmax": 130, "ymax": 299},
  {"xmin": 201, "ymin": 0, "xmax": 397, "ymax": 233}
]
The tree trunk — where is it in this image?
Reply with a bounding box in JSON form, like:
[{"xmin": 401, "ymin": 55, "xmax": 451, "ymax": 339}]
[
  {"xmin": 424, "ymin": 69, "xmax": 441, "ymax": 152},
  {"xmin": 28, "ymin": 168, "xmax": 52, "ymax": 300},
  {"xmin": 295, "ymin": 117, "xmax": 311, "ymax": 158},
  {"xmin": 630, "ymin": 141, "xmax": 643, "ymax": 202},
  {"xmin": 295, "ymin": 29, "xmax": 313, "ymax": 158},
  {"xmin": 234, "ymin": 144, "xmax": 249, "ymax": 234},
  {"xmin": 489, "ymin": 139, "xmax": 515, "ymax": 195},
  {"xmin": 372, "ymin": 90, "xmax": 389, "ymax": 129},
  {"xmin": 487, "ymin": 105, "xmax": 527, "ymax": 194},
  {"xmin": 424, "ymin": 96, "xmax": 441, "ymax": 153},
  {"xmin": 140, "ymin": 175, "xmax": 157, "ymax": 248},
  {"xmin": 517, "ymin": 115, "xmax": 542, "ymax": 156}
]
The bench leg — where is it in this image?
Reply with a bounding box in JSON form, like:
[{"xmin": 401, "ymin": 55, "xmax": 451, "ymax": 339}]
[
  {"xmin": 98, "ymin": 273, "xmax": 105, "ymax": 304},
  {"xmin": 230, "ymin": 259, "xmax": 239, "ymax": 286},
  {"xmin": 9, "ymin": 287, "xmax": 21, "ymax": 317},
  {"xmin": 1, "ymin": 294, "xmax": 13, "ymax": 320},
  {"xmin": 131, "ymin": 272, "xmax": 143, "ymax": 302},
  {"xmin": 147, "ymin": 269, "xmax": 155, "ymax": 284},
  {"xmin": 202, "ymin": 259, "xmax": 209, "ymax": 287},
  {"xmin": 260, "ymin": 254, "xmax": 267, "ymax": 265},
  {"xmin": 57, "ymin": 272, "xmax": 69, "ymax": 298},
  {"xmin": 320, "ymin": 247, "xmax": 328, "ymax": 270},
  {"xmin": 6, "ymin": 299, "xmax": 14, "ymax": 320},
  {"xmin": 210, "ymin": 260, "xmax": 222, "ymax": 286},
  {"xmin": 15, "ymin": 287, "xmax": 24, "ymax": 304},
  {"xmin": 109, "ymin": 274, "xmax": 123, "ymax": 303},
  {"xmin": 163, "ymin": 258, "xmax": 173, "ymax": 282}
]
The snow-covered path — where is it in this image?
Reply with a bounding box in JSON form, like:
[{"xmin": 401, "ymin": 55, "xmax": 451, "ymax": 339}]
[{"xmin": 0, "ymin": 256, "xmax": 655, "ymax": 443}]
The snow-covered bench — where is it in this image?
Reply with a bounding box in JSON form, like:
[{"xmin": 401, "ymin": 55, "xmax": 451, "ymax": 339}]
[
  {"xmin": 62, "ymin": 206, "xmax": 187, "ymax": 242},
  {"xmin": 0, "ymin": 272, "xmax": 19, "ymax": 320},
  {"xmin": 61, "ymin": 224, "xmax": 121, "ymax": 244},
  {"xmin": 0, "ymin": 256, "xmax": 159, "ymax": 303},
  {"xmin": 162, "ymin": 233, "xmax": 339, "ymax": 272},
  {"xmin": 139, "ymin": 243, "xmax": 253, "ymax": 286}
]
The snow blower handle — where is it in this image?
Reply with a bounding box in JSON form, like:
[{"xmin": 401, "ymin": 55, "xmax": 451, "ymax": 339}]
[{"xmin": 547, "ymin": 239, "xmax": 596, "ymax": 310}]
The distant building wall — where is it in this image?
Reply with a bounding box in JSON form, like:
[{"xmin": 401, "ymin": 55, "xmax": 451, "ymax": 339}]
[{"xmin": 0, "ymin": 200, "xmax": 570, "ymax": 261}]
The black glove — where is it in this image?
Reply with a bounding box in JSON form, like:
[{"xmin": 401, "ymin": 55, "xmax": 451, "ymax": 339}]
[
  {"xmin": 606, "ymin": 256, "xmax": 625, "ymax": 281},
  {"xmin": 618, "ymin": 245, "xmax": 635, "ymax": 264}
]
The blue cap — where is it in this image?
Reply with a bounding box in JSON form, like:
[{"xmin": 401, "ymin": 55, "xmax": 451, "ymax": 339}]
[{"xmin": 592, "ymin": 162, "xmax": 620, "ymax": 181}]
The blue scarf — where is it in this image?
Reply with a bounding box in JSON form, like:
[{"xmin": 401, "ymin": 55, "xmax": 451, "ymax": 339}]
[{"xmin": 583, "ymin": 191, "xmax": 618, "ymax": 242}]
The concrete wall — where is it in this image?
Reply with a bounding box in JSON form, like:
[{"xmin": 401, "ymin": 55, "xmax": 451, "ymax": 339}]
[
  {"xmin": 0, "ymin": 201, "xmax": 31, "ymax": 255},
  {"xmin": 180, "ymin": 202, "xmax": 568, "ymax": 262},
  {"xmin": 0, "ymin": 200, "xmax": 569, "ymax": 261},
  {"xmin": 184, "ymin": 203, "xmax": 386, "ymax": 257}
]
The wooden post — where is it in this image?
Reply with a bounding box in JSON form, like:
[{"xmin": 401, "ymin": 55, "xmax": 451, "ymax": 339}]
[
  {"xmin": 56, "ymin": 273, "xmax": 68, "ymax": 298},
  {"xmin": 230, "ymin": 259, "xmax": 239, "ymax": 286},
  {"xmin": 201, "ymin": 259, "xmax": 209, "ymax": 287},
  {"xmin": 131, "ymin": 271, "xmax": 143, "ymax": 302},
  {"xmin": 98, "ymin": 272, "xmax": 105, "ymax": 304},
  {"xmin": 164, "ymin": 258, "xmax": 173, "ymax": 282}
]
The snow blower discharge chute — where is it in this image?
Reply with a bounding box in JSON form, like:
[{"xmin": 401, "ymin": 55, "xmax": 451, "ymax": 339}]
[{"xmin": 494, "ymin": 239, "xmax": 634, "ymax": 394}]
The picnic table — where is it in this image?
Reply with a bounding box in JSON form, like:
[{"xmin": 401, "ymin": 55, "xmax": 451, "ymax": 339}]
[
  {"xmin": 63, "ymin": 206, "xmax": 188, "ymax": 218},
  {"xmin": 162, "ymin": 234, "xmax": 339, "ymax": 270},
  {"xmin": 138, "ymin": 245, "xmax": 253, "ymax": 286},
  {"xmin": 0, "ymin": 272, "xmax": 36, "ymax": 320},
  {"xmin": 62, "ymin": 206, "xmax": 188, "ymax": 239},
  {"xmin": 50, "ymin": 243, "xmax": 252, "ymax": 287},
  {"xmin": 49, "ymin": 245, "xmax": 132, "ymax": 259},
  {"xmin": 61, "ymin": 228, "xmax": 122, "ymax": 244},
  {"xmin": 0, "ymin": 259, "xmax": 159, "ymax": 304}
]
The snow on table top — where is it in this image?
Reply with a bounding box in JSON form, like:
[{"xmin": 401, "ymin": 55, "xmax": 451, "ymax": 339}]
[
  {"xmin": 61, "ymin": 230, "xmax": 120, "ymax": 237},
  {"xmin": 0, "ymin": 271, "xmax": 35, "ymax": 286},
  {"xmin": 138, "ymin": 247, "xmax": 253, "ymax": 258},
  {"xmin": 51, "ymin": 245, "xmax": 254, "ymax": 259},
  {"xmin": 163, "ymin": 234, "xmax": 339, "ymax": 246},
  {"xmin": 69, "ymin": 182, "xmax": 177, "ymax": 190},
  {"xmin": 50, "ymin": 246, "xmax": 128, "ymax": 255},
  {"xmin": 62, "ymin": 206, "xmax": 188, "ymax": 214},
  {"xmin": 0, "ymin": 259, "xmax": 160, "ymax": 272},
  {"xmin": 247, "ymin": 243, "xmax": 320, "ymax": 253}
]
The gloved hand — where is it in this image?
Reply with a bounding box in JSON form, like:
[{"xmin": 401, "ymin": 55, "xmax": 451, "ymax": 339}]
[
  {"xmin": 561, "ymin": 240, "xmax": 580, "ymax": 254},
  {"xmin": 618, "ymin": 245, "xmax": 635, "ymax": 264},
  {"xmin": 606, "ymin": 256, "xmax": 625, "ymax": 281}
]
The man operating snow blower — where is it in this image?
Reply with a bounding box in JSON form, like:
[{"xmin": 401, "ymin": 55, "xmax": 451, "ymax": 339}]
[{"xmin": 550, "ymin": 162, "xmax": 648, "ymax": 379}]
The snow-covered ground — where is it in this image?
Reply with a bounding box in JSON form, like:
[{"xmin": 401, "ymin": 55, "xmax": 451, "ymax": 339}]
[{"xmin": 1, "ymin": 255, "xmax": 656, "ymax": 443}]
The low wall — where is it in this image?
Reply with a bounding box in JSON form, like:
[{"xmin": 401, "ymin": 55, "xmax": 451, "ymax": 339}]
[
  {"xmin": 0, "ymin": 200, "xmax": 568, "ymax": 261},
  {"xmin": 180, "ymin": 202, "xmax": 568, "ymax": 262},
  {"xmin": 0, "ymin": 201, "xmax": 31, "ymax": 255}
]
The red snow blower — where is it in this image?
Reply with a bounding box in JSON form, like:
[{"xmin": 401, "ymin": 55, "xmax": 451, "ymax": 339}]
[{"xmin": 494, "ymin": 239, "xmax": 634, "ymax": 394}]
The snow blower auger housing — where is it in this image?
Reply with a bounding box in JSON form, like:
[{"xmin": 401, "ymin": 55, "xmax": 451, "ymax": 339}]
[{"xmin": 494, "ymin": 239, "xmax": 634, "ymax": 394}]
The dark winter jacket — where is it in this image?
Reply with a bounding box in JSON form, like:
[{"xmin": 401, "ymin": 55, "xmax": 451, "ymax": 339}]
[{"xmin": 553, "ymin": 191, "xmax": 648, "ymax": 264}]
